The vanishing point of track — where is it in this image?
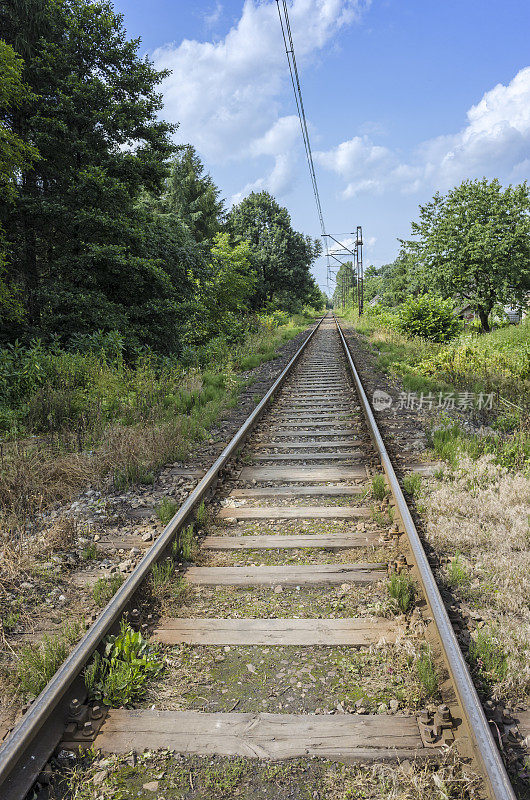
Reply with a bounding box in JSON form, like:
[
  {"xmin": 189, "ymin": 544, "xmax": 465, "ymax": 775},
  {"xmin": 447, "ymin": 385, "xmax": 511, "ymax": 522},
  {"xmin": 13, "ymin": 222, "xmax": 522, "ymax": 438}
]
[{"xmin": 0, "ymin": 315, "xmax": 516, "ymax": 799}]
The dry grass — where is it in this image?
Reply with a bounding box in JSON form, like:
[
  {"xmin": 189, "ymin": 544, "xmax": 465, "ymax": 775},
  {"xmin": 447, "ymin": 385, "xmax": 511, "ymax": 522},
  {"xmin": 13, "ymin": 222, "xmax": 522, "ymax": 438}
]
[{"xmin": 422, "ymin": 454, "xmax": 530, "ymax": 701}]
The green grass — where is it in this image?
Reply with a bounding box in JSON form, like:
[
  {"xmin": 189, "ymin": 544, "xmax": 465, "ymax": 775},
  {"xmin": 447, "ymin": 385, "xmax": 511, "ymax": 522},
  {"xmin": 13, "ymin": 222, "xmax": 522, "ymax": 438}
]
[
  {"xmin": 195, "ymin": 500, "xmax": 208, "ymax": 526},
  {"xmin": 416, "ymin": 648, "xmax": 438, "ymax": 696},
  {"xmin": 430, "ymin": 419, "xmax": 530, "ymax": 472},
  {"xmin": 402, "ymin": 473, "xmax": 422, "ymax": 498},
  {"xmin": 81, "ymin": 542, "xmax": 98, "ymax": 561},
  {"xmin": 371, "ymin": 474, "xmax": 387, "ymax": 500},
  {"xmin": 157, "ymin": 497, "xmax": 179, "ymax": 525},
  {"xmin": 152, "ymin": 558, "xmax": 174, "ymax": 589},
  {"xmin": 469, "ymin": 629, "xmax": 508, "ymax": 691},
  {"xmin": 17, "ymin": 622, "xmax": 81, "ymax": 697},
  {"xmin": 92, "ymin": 575, "xmax": 124, "ymax": 606},
  {"xmin": 446, "ymin": 552, "xmax": 469, "ymax": 587},
  {"xmin": 387, "ymin": 571, "xmax": 415, "ymax": 613}
]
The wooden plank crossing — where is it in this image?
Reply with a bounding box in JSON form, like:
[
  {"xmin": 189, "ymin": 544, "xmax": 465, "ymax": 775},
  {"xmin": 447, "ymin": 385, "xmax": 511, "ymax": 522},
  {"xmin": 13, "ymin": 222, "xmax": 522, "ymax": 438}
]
[
  {"xmin": 240, "ymin": 466, "xmax": 367, "ymax": 482},
  {"xmin": 93, "ymin": 710, "xmax": 433, "ymax": 760},
  {"xmin": 153, "ymin": 617, "xmax": 399, "ymax": 646},
  {"xmin": 184, "ymin": 563, "xmax": 385, "ymax": 586},
  {"xmin": 217, "ymin": 505, "xmax": 370, "ymax": 520},
  {"xmin": 203, "ymin": 533, "xmax": 379, "ymax": 549}
]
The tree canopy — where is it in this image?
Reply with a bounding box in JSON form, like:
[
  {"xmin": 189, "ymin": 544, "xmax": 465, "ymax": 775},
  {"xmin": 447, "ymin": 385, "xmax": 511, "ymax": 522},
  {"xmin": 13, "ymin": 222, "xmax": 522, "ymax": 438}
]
[
  {"xmin": 227, "ymin": 191, "xmax": 322, "ymax": 313},
  {"xmin": 407, "ymin": 178, "xmax": 530, "ymax": 331}
]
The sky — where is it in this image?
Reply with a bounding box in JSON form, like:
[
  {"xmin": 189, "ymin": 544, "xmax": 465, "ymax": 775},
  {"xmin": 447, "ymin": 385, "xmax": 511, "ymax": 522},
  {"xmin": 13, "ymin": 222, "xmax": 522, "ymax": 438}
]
[{"xmin": 112, "ymin": 0, "xmax": 530, "ymax": 292}]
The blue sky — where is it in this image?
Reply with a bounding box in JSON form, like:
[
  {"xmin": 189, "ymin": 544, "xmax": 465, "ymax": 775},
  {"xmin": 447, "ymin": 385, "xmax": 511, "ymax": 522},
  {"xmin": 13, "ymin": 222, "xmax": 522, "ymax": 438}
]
[{"xmin": 112, "ymin": 0, "xmax": 530, "ymax": 292}]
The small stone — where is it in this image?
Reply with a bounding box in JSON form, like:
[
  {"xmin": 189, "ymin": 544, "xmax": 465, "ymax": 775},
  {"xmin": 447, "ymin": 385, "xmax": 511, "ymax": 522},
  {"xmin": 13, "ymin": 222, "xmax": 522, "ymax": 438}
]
[
  {"xmin": 274, "ymin": 585, "xmax": 283, "ymax": 594},
  {"xmin": 92, "ymin": 771, "xmax": 107, "ymax": 786},
  {"xmin": 340, "ymin": 583, "xmax": 351, "ymax": 592},
  {"xmin": 389, "ymin": 699, "xmax": 399, "ymax": 712},
  {"xmin": 58, "ymin": 594, "xmax": 66, "ymax": 602},
  {"xmin": 142, "ymin": 532, "xmax": 153, "ymax": 542},
  {"xmin": 246, "ymin": 663, "xmax": 256, "ymax": 674},
  {"xmin": 142, "ymin": 781, "xmax": 159, "ymax": 792}
]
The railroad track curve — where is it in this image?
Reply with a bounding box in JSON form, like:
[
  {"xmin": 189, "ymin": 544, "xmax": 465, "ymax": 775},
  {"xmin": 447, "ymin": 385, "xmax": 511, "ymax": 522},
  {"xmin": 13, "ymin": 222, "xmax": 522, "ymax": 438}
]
[{"xmin": 0, "ymin": 314, "xmax": 516, "ymax": 800}]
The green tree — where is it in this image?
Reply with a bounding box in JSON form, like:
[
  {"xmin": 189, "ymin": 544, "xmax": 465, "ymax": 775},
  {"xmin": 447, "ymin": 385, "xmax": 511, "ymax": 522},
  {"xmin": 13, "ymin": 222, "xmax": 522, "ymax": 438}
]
[
  {"xmin": 332, "ymin": 261, "xmax": 356, "ymax": 309},
  {"xmin": 165, "ymin": 145, "xmax": 224, "ymax": 243},
  {"xmin": 0, "ymin": 39, "xmax": 39, "ymax": 322},
  {"xmin": 0, "ymin": 0, "xmax": 178, "ymax": 352},
  {"xmin": 408, "ymin": 178, "xmax": 530, "ymax": 332},
  {"xmin": 185, "ymin": 232, "xmax": 255, "ymax": 345},
  {"xmin": 227, "ymin": 191, "xmax": 321, "ymax": 312}
]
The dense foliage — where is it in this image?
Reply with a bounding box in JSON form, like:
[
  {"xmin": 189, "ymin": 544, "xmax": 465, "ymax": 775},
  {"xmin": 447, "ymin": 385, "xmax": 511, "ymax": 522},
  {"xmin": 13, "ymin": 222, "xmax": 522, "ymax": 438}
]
[
  {"xmin": 0, "ymin": 0, "xmax": 322, "ymax": 359},
  {"xmin": 360, "ymin": 179, "xmax": 530, "ymax": 332},
  {"xmin": 397, "ymin": 295, "xmax": 462, "ymax": 343}
]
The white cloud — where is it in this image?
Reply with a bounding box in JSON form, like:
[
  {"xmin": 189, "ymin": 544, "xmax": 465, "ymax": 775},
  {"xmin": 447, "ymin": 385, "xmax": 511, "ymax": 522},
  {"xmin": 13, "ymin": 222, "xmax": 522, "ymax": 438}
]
[
  {"xmin": 152, "ymin": 0, "xmax": 369, "ymax": 166},
  {"xmin": 204, "ymin": 3, "xmax": 223, "ymax": 28},
  {"xmin": 317, "ymin": 66, "xmax": 530, "ymax": 197}
]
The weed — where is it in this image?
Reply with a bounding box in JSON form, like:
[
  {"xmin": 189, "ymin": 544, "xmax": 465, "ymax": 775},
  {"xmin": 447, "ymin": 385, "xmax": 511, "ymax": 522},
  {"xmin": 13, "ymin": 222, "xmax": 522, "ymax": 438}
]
[
  {"xmin": 387, "ymin": 571, "xmax": 415, "ymax": 613},
  {"xmin": 469, "ymin": 629, "xmax": 508, "ymax": 689},
  {"xmin": 179, "ymin": 524, "xmax": 197, "ymax": 561},
  {"xmin": 152, "ymin": 559, "xmax": 174, "ymax": 589},
  {"xmin": 403, "ymin": 473, "xmax": 422, "ymax": 498},
  {"xmin": 416, "ymin": 648, "xmax": 438, "ymax": 697},
  {"xmin": 113, "ymin": 463, "xmax": 154, "ymax": 490},
  {"xmin": 85, "ymin": 620, "xmax": 163, "ymax": 706},
  {"xmin": 371, "ymin": 474, "xmax": 387, "ymax": 500},
  {"xmin": 81, "ymin": 542, "xmax": 98, "ymax": 561},
  {"xmin": 2, "ymin": 608, "xmax": 20, "ymax": 633},
  {"xmin": 17, "ymin": 622, "xmax": 81, "ymax": 697},
  {"xmin": 446, "ymin": 552, "xmax": 468, "ymax": 587},
  {"xmin": 156, "ymin": 497, "xmax": 179, "ymax": 525},
  {"xmin": 195, "ymin": 500, "xmax": 208, "ymax": 526},
  {"xmin": 92, "ymin": 575, "xmax": 124, "ymax": 606}
]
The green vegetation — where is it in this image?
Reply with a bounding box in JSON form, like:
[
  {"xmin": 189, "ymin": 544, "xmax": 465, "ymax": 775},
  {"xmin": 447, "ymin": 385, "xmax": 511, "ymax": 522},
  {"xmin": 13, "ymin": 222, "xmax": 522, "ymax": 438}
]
[
  {"xmin": 152, "ymin": 559, "xmax": 174, "ymax": 590},
  {"xmin": 387, "ymin": 571, "xmax": 416, "ymax": 613},
  {"xmin": 402, "ymin": 473, "xmax": 422, "ymax": 498},
  {"xmin": 371, "ymin": 474, "xmax": 387, "ymax": 500},
  {"xmin": 195, "ymin": 500, "xmax": 208, "ymax": 526},
  {"xmin": 446, "ymin": 553, "xmax": 469, "ymax": 588},
  {"xmin": 416, "ymin": 648, "xmax": 438, "ymax": 696},
  {"xmin": 157, "ymin": 497, "xmax": 180, "ymax": 525},
  {"xmin": 17, "ymin": 622, "xmax": 81, "ymax": 697},
  {"xmin": 92, "ymin": 575, "xmax": 124, "ymax": 606},
  {"xmin": 430, "ymin": 419, "xmax": 530, "ymax": 472},
  {"xmin": 81, "ymin": 542, "xmax": 98, "ymax": 561},
  {"xmin": 178, "ymin": 524, "xmax": 197, "ymax": 562},
  {"xmin": 84, "ymin": 621, "xmax": 163, "ymax": 706},
  {"xmin": 397, "ymin": 295, "xmax": 461, "ymax": 343},
  {"xmin": 469, "ymin": 629, "xmax": 508, "ymax": 691}
]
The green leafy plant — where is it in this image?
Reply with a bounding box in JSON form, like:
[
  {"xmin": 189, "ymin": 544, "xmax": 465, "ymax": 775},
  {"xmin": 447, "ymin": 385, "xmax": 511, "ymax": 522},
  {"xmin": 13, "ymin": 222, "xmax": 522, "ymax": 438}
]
[
  {"xmin": 402, "ymin": 473, "xmax": 422, "ymax": 498},
  {"xmin": 179, "ymin": 524, "xmax": 196, "ymax": 561},
  {"xmin": 398, "ymin": 295, "xmax": 461, "ymax": 343},
  {"xmin": 92, "ymin": 575, "xmax": 124, "ymax": 606},
  {"xmin": 371, "ymin": 474, "xmax": 387, "ymax": 500},
  {"xmin": 157, "ymin": 497, "xmax": 179, "ymax": 525},
  {"xmin": 85, "ymin": 620, "xmax": 163, "ymax": 706},
  {"xmin": 416, "ymin": 648, "xmax": 438, "ymax": 696},
  {"xmin": 387, "ymin": 571, "xmax": 415, "ymax": 613}
]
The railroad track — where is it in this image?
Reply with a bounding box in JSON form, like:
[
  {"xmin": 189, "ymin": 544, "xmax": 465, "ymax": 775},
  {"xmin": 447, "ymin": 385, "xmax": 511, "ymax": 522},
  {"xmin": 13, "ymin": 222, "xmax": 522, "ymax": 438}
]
[{"xmin": 0, "ymin": 314, "xmax": 516, "ymax": 799}]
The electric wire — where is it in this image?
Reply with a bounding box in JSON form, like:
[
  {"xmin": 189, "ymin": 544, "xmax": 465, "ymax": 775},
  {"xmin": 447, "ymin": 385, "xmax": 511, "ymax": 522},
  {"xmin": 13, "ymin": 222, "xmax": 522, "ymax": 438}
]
[{"xmin": 275, "ymin": 0, "xmax": 332, "ymax": 291}]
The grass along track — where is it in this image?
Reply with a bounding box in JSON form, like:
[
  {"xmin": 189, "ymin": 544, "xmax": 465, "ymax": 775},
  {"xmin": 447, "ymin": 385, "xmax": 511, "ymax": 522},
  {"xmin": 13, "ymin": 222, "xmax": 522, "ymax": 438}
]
[{"xmin": 0, "ymin": 315, "xmax": 518, "ymax": 800}]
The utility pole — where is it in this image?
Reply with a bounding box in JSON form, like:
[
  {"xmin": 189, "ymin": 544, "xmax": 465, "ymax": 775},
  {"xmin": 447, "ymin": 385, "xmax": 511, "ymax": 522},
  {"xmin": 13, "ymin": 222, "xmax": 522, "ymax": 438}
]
[{"xmin": 356, "ymin": 225, "xmax": 364, "ymax": 316}]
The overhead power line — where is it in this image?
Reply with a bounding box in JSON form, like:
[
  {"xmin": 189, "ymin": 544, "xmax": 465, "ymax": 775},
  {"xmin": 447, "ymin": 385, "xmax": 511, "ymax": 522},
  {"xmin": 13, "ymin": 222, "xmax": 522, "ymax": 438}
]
[{"xmin": 275, "ymin": 0, "xmax": 331, "ymax": 288}]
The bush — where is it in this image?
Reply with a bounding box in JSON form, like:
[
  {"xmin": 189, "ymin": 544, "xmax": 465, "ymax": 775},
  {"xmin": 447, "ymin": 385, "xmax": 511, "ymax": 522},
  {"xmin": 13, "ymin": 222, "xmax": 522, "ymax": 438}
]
[{"xmin": 398, "ymin": 295, "xmax": 461, "ymax": 343}]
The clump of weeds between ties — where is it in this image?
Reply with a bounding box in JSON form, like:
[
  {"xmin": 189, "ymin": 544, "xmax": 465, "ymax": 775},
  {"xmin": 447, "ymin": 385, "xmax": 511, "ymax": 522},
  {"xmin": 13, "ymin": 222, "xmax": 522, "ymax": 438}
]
[{"xmin": 84, "ymin": 620, "xmax": 163, "ymax": 707}]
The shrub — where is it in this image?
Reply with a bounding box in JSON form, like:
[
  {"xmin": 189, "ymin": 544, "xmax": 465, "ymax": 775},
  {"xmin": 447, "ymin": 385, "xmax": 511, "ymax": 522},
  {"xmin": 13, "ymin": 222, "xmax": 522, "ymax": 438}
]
[
  {"xmin": 398, "ymin": 295, "xmax": 461, "ymax": 343},
  {"xmin": 17, "ymin": 623, "xmax": 81, "ymax": 697},
  {"xmin": 469, "ymin": 629, "xmax": 508, "ymax": 690}
]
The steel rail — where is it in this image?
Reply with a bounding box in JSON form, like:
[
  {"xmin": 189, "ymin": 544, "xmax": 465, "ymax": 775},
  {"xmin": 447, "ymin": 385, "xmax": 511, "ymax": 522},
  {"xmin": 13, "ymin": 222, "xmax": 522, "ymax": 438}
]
[
  {"xmin": 0, "ymin": 315, "xmax": 325, "ymax": 799},
  {"xmin": 334, "ymin": 314, "xmax": 516, "ymax": 800}
]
